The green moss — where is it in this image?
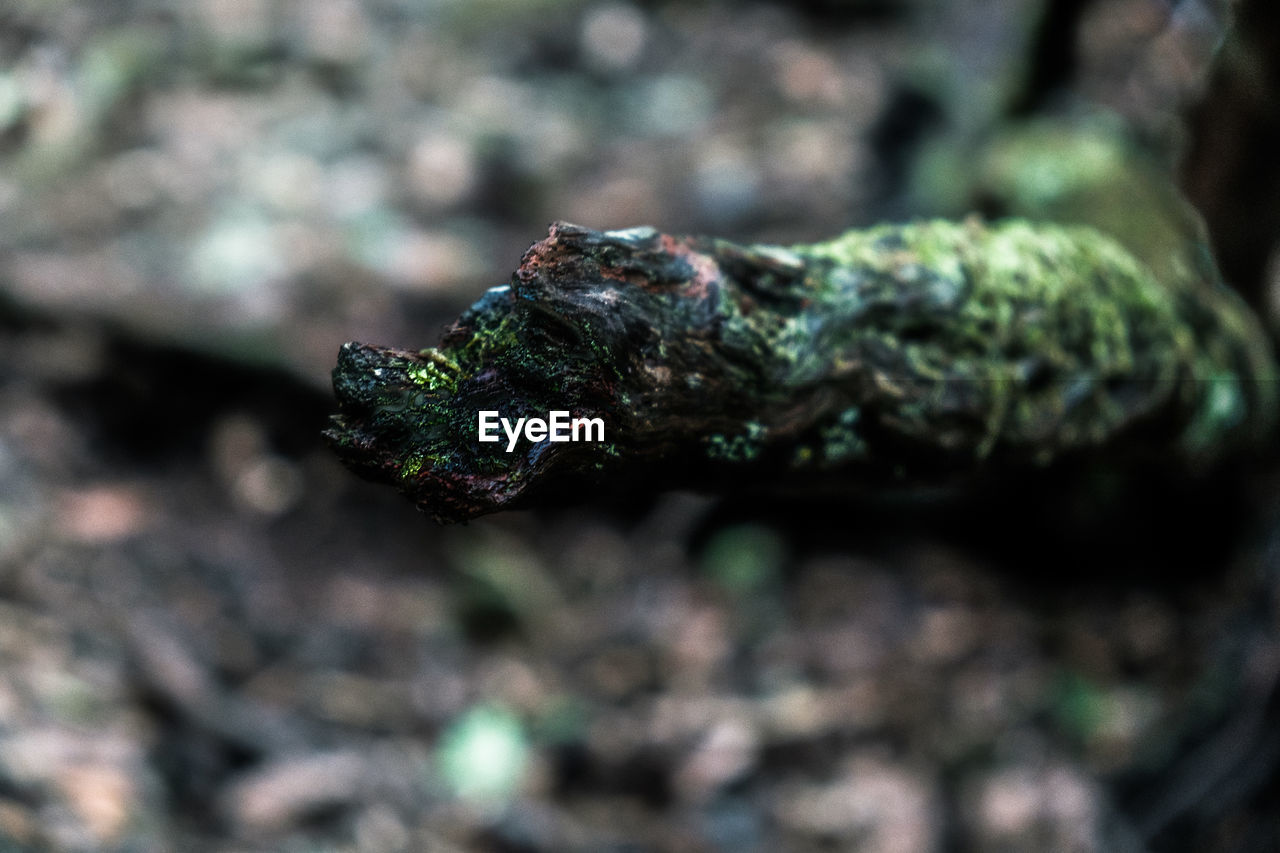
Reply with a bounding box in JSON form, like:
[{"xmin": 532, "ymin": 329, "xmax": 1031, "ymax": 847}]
[
  {"xmin": 707, "ymin": 420, "xmax": 767, "ymax": 462},
  {"xmin": 819, "ymin": 407, "xmax": 867, "ymax": 465},
  {"xmin": 788, "ymin": 218, "xmax": 1271, "ymax": 464},
  {"xmin": 399, "ymin": 455, "xmax": 425, "ymax": 481},
  {"xmin": 407, "ymin": 356, "xmax": 458, "ymax": 393},
  {"xmin": 330, "ymin": 218, "xmax": 1276, "ymax": 523}
]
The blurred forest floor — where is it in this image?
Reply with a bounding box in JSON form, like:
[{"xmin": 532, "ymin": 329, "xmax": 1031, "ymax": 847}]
[{"xmin": 1, "ymin": 0, "xmax": 1279, "ymax": 850}]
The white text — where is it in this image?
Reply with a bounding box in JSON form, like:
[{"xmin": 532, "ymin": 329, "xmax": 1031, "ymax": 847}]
[{"xmin": 477, "ymin": 410, "xmax": 605, "ymax": 452}]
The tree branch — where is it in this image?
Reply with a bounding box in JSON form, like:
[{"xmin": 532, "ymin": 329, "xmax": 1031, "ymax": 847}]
[{"xmin": 325, "ymin": 219, "xmax": 1277, "ymax": 523}]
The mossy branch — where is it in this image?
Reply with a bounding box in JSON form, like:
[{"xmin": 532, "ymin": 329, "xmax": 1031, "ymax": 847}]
[{"xmin": 326, "ymin": 219, "xmax": 1277, "ymax": 523}]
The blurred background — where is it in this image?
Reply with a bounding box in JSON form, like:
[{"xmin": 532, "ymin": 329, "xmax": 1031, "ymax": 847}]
[{"xmin": 1, "ymin": 0, "xmax": 1279, "ymax": 850}]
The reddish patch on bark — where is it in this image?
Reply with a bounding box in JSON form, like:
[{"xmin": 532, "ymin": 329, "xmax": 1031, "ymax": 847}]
[{"xmin": 660, "ymin": 234, "xmax": 722, "ymax": 301}]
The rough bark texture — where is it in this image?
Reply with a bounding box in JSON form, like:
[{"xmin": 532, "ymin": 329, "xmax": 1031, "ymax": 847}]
[{"xmin": 326, "ymin": 219, "xmax": 1277, "ymax": 523}]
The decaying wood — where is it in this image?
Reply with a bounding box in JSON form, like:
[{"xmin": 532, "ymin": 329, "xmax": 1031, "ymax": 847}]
[{"xmin": 325, "ymin": 219, "xmax": 1277, "ymax": 523}]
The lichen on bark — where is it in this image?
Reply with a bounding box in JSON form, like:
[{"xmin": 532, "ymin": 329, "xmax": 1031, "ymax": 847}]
[{"xmin": 326, "ymin": 218, "xmax": 1277, "ymax": 523}]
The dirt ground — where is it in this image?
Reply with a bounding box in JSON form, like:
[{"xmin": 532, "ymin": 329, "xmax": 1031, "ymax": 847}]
[{"xmin": 1, "ymin": 1, "xmax": 1278, "ymax": 850}]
